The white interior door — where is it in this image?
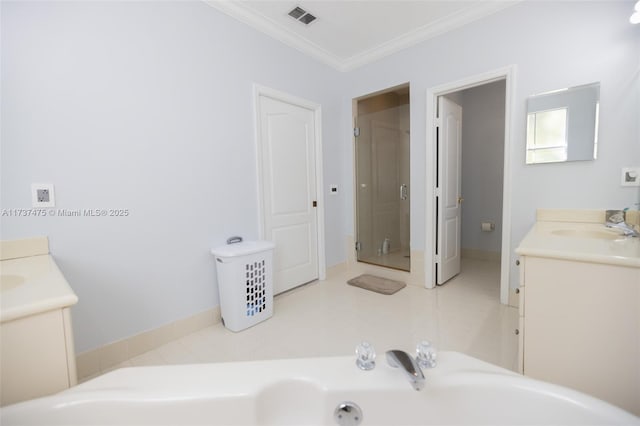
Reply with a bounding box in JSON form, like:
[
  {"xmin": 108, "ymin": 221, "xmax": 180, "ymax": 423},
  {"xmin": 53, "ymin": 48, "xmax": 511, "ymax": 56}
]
[
  {"xmin": 436, "ymin": 96, "xmax": 462, "ymax": 284},
  {"xmin": 258, "ymin": 95, "xmax": 319, "ymax": 294}
]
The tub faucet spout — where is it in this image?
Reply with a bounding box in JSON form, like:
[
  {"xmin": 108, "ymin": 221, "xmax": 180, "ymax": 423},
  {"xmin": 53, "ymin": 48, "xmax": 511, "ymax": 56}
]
[{"xmin": 386, "ymin": 350, "xmax": 425, "ymax": 391}]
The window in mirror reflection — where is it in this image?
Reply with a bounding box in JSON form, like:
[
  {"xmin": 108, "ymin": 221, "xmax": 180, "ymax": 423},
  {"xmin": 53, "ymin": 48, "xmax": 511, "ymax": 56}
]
[
  {"xmin": 526, "ymin": 108, "xmax": 568, "ymax": 164},
  {"xmin": 525, "ymin": 82, "xmax": 599, "ymax": 165}
]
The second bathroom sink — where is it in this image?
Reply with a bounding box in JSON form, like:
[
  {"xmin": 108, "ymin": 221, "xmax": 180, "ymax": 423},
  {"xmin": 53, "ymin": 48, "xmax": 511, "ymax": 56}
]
[
  {"xmin": 0, "ymin": 274, "xmax": 25, "ymax": 291},
  {"xmin": 551, "ymin": 228, "xmax": 624, "ymax": 240}
]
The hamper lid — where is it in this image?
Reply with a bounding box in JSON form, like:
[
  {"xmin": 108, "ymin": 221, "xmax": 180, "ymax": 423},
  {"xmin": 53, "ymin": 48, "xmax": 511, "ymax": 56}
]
[{"xmin": 210, "ymin": 240, "xmax": 275, "ymax": 258}]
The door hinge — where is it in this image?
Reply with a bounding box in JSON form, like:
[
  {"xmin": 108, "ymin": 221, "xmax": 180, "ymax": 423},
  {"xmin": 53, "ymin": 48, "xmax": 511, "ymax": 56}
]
[
  {"xmin": 353, "ymin": 127, "xmax": 360, "ymax": 137},
  {"xmin": 434, "ymin": 118, "xmax": 442, "ymax": 127},
  {"xmin": 312, "ymin": 200, "xmax": 317, "ymax": 207},
  {"xmin": 355, "ymin": 241, "xmax": 362, "ymax": 251}
]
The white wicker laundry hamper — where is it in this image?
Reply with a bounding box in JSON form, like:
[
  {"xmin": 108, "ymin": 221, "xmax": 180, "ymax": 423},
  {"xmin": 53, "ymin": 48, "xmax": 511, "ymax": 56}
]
[{"xmin": 211, "ymin": 240, "xmax": 275, "ymax": 332}]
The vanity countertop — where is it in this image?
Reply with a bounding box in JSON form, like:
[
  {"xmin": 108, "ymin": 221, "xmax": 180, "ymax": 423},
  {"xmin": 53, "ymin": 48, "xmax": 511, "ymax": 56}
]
[
  {"xmin": 1, "ymin": 254, "xmax": 78, "ymax": 323},
  {"xmin": 516, "ymin": 221, "xmax": 640, "ymax": 268}
]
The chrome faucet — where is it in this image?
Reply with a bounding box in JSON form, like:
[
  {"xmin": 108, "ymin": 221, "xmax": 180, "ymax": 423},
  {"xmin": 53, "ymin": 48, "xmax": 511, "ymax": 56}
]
[
  {"xmin": 607, "ymin": 221, "xmax": 640, "ymax": 237},
  {"xmin": 605, "ymin": 210, "xmax": 639, "ymax": 237},
  {"xmin": 386, "ymin": 350, "xmax": 425, "ymax": 391}
]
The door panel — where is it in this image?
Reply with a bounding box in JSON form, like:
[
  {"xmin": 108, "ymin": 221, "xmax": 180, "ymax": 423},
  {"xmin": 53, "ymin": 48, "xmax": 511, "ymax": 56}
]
[
  {"xmin": 258, "ymin": 96, "xmax": 318, "ymax": 294},
  {"xmin": 437, "ymin": 97, "xmax": 462, "ymax": 284},
  {"xmin": 271, "ymin": 223, "xmax": 312, "ymax": 281},
  {"xmin": 372, "ymin": 121, "xmax": 402, "ymax": 254},
  {"xmin": 267, "ymin": 114, "xmax": 310, "ymax": 215}
]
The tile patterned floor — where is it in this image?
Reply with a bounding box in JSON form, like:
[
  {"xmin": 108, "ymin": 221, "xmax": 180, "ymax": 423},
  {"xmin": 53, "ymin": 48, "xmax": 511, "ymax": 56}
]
[{"xmin": 106, "ymin": 258, "xmax": 518, "ymax": 375}]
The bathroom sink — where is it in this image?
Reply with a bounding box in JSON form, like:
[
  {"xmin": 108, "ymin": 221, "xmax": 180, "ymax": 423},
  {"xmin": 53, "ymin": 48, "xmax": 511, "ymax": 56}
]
[
  {"xmin": 551, "ymin": 229, "xmax": 624, "ymax": 240},
  {"xmin": 0, "ymin": 274, "xmax": 25, "ymax": 291}
]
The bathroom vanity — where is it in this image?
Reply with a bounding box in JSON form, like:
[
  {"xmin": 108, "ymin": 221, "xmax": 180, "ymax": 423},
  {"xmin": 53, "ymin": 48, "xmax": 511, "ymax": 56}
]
[
  {"xmin": 515, "ymin": 210, "xmax": 640, "ymax": 416},
  {"xmin": 0, "ymin": 237, "xmax": 79, "ymax": 406}
]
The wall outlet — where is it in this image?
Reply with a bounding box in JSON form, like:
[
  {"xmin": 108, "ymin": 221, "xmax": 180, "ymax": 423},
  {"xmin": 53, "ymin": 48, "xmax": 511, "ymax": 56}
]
[
  {"xmin": 621, "ymin": 167, "xmax": 640, "ymax": 187},
  {"xmin": 31, "ymin": 183, "xmax": 55, "ymax": 207},
  {"xmin": 330, "ymin": 184, "xmax": 338, "ymax": 194}
]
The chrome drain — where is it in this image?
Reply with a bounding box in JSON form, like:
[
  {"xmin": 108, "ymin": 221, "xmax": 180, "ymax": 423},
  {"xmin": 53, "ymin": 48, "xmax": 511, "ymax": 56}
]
[{"xmin": 333, "ymin": 401, "xmax": 363, "ymax": 426}]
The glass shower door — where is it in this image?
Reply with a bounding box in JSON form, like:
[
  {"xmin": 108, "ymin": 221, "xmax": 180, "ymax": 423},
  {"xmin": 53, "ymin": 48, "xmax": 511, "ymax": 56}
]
[{"xmin": 355, "ymin": 90, "xmax": 410, "ymax": 272}]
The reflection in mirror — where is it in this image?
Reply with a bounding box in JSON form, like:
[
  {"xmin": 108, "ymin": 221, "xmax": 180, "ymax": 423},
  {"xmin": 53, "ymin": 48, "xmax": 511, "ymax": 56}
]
[
  {"xmin": 526, "ymin": 108, "xmax": 568, "ymax": 163},
  {"xmin": 526, "ymin": 82, "xmax": 599, "ymax": 164}
]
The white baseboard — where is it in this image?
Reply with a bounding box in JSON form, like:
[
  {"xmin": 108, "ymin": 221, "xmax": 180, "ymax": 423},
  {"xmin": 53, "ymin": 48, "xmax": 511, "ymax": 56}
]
[
  {"xmin": 461, "ymin": 248, "xmax": 501, "ymax": 262},
  {"xmin": 326, "ymin": 262, "xmax": 348, "ymax": 279},
  {"xmin": 76, "ymin": 307, "xmax": 221, "ymax": 381}
]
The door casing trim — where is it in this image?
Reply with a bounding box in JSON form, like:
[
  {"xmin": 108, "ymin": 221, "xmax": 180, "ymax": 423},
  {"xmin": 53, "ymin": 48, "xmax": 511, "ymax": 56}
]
[{"xmin": 425, "ymin": 65, "xmax": 516, "ymax": 305}]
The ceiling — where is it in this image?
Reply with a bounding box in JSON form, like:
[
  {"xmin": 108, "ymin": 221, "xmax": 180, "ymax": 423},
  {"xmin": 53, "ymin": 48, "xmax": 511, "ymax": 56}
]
[{"xmin": 205, "ymin": 0, "xmax": 519, "ymax": 72}]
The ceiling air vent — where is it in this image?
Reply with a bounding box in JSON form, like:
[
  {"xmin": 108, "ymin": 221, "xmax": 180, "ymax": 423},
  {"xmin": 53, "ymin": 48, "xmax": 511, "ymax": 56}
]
[
  {"xmin": 298, "ymin": 13, "xmax": 316, "ymax": 25},
  {"xmin": 287, "ymin": 6, "xmax": 317, "ymax": 25},
  {"xmin": 288, "ymin": 6, "xmax": 306, "ymax": 19}
]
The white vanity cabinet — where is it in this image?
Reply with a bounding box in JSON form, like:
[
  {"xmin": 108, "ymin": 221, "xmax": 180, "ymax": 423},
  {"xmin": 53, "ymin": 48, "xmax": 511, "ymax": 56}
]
[
  {"xmin": 516, "ymin": 212, "xmax": 640, "ymax": 416},
  {"xmin": 1, "ymin": 307, "xmax": 77, "ymax": 406},
  {"xmin": 1, "ymin": 238, "xmax": 79, "ymax": 406},
  {"xmin": 517, "ymin": 255, "xmax": 639, "ymax": 415}
]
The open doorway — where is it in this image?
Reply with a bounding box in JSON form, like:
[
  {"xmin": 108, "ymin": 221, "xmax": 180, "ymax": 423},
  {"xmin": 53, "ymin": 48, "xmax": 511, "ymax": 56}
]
[
  {"xmin": 438, "ymin": 80, "xmax": 506, "ymax": 286},
  {"xmin": 425, "ymin": 67, "xmax": 514, "ymax": 305}
]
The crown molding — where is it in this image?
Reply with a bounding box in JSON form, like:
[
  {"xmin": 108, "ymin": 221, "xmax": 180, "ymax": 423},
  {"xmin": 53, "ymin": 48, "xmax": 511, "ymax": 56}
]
[
  {"xmin": 205, "ymin": 1, "xmax": 519, "ymax": 73},
  {"xmin": 205, "ymin": 1, "xmax": 345, "ymax": 70}
]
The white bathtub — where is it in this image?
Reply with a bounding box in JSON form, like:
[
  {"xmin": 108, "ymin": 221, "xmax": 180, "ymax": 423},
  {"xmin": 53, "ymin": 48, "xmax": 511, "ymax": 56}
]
[{"xmin": 2, "ymin": 352, "xmax": 638, "ymax": 425}]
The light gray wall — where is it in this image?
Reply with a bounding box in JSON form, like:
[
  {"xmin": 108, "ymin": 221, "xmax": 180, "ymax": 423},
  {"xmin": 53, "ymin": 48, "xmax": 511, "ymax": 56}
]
[
  {"xmin": 0, "ymin": 1, "xmax": 347, "ymax": 352},
  {"xmin": 459, "ymin": 81, "xmax": 506, "ymax": 254},
  {"xmin": 2, "ymin": 0, "xmax": 638, "ymax": 352},
  {"xmin": 342, "ymin": 0, "xmax": 640, "ymax": 288}
]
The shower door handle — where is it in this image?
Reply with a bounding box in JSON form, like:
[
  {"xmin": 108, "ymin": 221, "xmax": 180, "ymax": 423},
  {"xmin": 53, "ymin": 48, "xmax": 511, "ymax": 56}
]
[{"xmin": 400, "ymin": 184, "xmax": 408, "ymax": 200}]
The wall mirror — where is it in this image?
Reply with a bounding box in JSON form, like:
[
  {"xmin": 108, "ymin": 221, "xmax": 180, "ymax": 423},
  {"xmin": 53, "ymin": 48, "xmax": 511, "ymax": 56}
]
[{"xmin": 525, "ymin": 82, "xmax": 600, "ymax": 164}]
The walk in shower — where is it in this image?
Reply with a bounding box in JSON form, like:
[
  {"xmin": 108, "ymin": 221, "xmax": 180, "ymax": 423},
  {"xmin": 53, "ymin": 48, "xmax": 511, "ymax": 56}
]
[{"xmin": 354, "ymin": 84, "xmax": 410, "ymax": 271}]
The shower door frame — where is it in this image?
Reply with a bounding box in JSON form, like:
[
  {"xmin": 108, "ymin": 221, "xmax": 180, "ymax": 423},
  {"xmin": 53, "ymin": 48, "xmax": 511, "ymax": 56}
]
[{"xmin": 352, "ymin": 84, "xmax": 411, "ymax": 273}]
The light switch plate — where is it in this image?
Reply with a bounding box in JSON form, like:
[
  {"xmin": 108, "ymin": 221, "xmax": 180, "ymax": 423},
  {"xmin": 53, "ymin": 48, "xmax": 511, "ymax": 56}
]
[
  {"xmin": 330, "ymin": 185, "xmax": 338, "ymax": 194},
  {"xmin": 31, "ymin": 183, "xmax": 55, "ymax": 207},
  {"xmin": 621, "ymin": 167, "xmax": 640, "ymax": 187}
]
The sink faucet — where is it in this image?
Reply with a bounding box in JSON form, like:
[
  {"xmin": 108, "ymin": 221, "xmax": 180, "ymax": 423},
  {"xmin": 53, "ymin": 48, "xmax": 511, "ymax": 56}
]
[
  {"xmin": 607, "ymin": 221, "xmax": 640, "ymax": 237},
  {"xmin": 605, "ymin": 210, "xmax": 639, "ymax": 237},
  {"xmin": 386, "ymin": 350, "xmax": 425, "ymax": 391}
]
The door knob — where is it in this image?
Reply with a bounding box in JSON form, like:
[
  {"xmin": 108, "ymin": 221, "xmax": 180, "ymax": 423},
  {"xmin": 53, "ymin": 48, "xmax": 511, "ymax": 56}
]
[{"xmin": 457, "ymin": 196, "xmax": 464, "ymax": 205}]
